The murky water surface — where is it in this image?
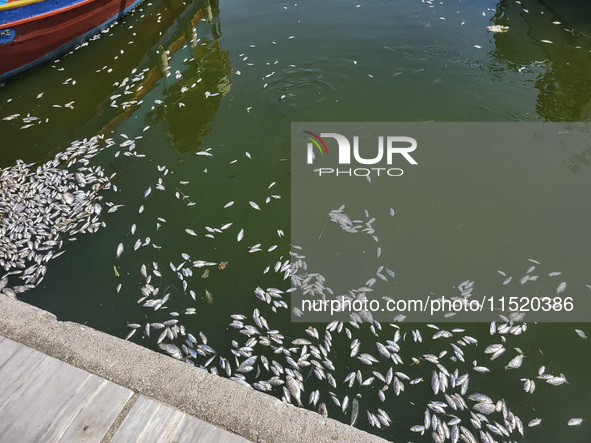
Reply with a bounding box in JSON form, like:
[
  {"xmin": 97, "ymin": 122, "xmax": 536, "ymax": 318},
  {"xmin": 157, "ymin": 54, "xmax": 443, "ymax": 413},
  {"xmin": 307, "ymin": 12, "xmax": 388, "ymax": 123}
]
[{"xmin": 1, "ymin": 0, "xmax": 591, "ymax": 441}]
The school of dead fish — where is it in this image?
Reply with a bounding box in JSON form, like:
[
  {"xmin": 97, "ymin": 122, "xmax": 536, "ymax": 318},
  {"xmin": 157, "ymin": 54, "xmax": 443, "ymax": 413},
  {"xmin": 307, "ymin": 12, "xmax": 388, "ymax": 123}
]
[
  {"xmin": 0, "ymin": 137, "xmax": 114, "ymax": 296},
  {"xmin": 1, "ymin": 144, "xmax": 588, "ymax": 442},
  {"xmin": 1, "ymin": 1, "xmax": 590, "ymax": 442},
  {"xmin": 116, "ymin": 192, "xmax": 588, "ymax": 443}
]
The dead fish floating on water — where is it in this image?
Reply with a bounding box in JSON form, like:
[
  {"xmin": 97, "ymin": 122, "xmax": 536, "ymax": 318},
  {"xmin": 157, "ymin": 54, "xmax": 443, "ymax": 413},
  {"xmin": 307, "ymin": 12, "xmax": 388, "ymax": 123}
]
[
  {"xmin": 205, "ymin": 289, "xmax": 213, "ymax": 304},
  {"xmin": 505, "ymin": 352, "xmax": 524, "ymax": 370},
  {"xmin": 487, "ymin": 25, "xmax": 509, "ymax": 33},
  {"xmin": 286, "ymin": 375, "xmax": 303, "ymax": 407}
]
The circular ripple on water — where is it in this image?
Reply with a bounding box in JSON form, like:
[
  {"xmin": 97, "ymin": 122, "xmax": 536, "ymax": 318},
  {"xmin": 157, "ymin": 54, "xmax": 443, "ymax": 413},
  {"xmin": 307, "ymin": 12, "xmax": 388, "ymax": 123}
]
[{"xmin": 264, "ymin": 66, "xmax": 337, "ymax": 108}]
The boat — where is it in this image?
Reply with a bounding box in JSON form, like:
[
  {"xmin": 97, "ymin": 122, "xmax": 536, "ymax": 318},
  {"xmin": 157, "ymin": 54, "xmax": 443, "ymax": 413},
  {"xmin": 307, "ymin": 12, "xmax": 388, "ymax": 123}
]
[{"xmin": 0, "ymin": 0, "xmax": 145, "ymax": 82}]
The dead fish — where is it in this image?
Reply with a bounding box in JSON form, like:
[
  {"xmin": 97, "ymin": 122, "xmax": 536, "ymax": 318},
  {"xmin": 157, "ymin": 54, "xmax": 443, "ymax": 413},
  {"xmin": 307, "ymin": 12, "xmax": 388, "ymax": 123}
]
[
  {"xmin": 505, "ymin": 353, "xmax": 524, "ymax": 370},
  {"xmin": 249, "ymin": 201, "xmax": 261, "ymax": 210},
  {"xmin": 116, "ymin": 243, "xmax": 124, "ymax": 258},
  {"xmin": 528, "ymin": 418, "xmax": 542, "ymax": 427},
  {"xmin": 487, "ymin": 25, "xmax": 509, "ymax": 33},
  {"xmin": 286, "ymin": 376, "xmax": 303, "ymax": 407},
  {"xmin": 351, "ymin": 398, "xmax": 359, "ymax": 426},
  {"xmin": 158, "ymin": 343, "xmax": 182, "ymax": 359},
  {"xmin": 205, "ymin": 289, "xmax": 213, "ymax": 304},
  {"xmin": 472, "ymin": 402, "xmax": 496, "ymax": 415},
  {"xmin": 575, "ymin": 329, "xmax": 587, "ymax": 339},
  {"xmin": 556, "ymin": 281, "xmax": 567, "ymax": 295},
  {"xmin": 567, "ymin": 418, "xmax": 583, "ymax": 426},
  {"xmin": 318, "ymin": 403, "xmax": 328, "ymax": 418}
]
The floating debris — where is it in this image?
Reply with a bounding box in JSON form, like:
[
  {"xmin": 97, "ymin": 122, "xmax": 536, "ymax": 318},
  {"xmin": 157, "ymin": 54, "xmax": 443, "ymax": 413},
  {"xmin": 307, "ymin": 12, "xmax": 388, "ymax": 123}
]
[{"xmin": 487, "ymin": 25, "xmax": 509, "ymax": 33}]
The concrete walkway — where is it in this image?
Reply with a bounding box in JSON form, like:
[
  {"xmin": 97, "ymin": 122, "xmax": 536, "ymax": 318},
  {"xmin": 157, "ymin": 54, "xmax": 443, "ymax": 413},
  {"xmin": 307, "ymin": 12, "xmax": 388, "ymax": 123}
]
[
  {"xmin": 0, "ymin": 295, "xmax": 388, "ymax": 443},
  {"xmin": 0, "ymin": 336, "xmax": 247, "ymax": 443}
]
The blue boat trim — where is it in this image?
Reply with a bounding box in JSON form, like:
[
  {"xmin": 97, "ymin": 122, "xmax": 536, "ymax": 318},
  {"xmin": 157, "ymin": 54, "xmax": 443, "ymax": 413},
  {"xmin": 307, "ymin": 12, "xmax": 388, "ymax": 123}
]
[
  {"xmin": 0, "ymin": 0, "xmax": 143, "ymax": 83},
  {"xmin": 1, "ymin": 0, "xmax": 88, "ymax": 27}
]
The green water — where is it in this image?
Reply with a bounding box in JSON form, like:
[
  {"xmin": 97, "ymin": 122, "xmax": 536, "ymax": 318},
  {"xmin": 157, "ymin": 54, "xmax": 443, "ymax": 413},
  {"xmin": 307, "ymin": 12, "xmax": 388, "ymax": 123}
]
[{"xmin": 1, "ymin": 0, "xmax": 591, "ymax": 441}]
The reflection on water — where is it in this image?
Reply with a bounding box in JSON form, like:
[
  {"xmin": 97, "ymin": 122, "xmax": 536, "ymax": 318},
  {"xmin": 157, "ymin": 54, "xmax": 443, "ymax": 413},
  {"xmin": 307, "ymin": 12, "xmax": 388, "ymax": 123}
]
[
  {"xmin": 491, "ymin": 0, "xmax": 591, "ymax": 121},
  {"xmin": 1, "ymin": 0, "xmax": 591, "ymax": 441},
  {"xmin": 0, "ymin": 0, "xmax": 227, "ymax": 164},
  {"xmin": 152, "ymin": 0, "xmax": 231, "ymax": 152}
]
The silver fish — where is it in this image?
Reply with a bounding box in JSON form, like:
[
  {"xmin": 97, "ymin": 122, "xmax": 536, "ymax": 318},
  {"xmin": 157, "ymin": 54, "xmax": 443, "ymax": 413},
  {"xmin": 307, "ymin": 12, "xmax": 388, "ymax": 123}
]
[
  {"xmin": 286, "ymin": 376, "xmax": 303, "ymax": 407},
  {"xmin": 350, "ymin": 398, "xmax": 359, "ymax": 426},
  {"xmin": 505, "ymin": 353, "xmax": 524, "ymax": 370},
  {"xmin": 528, "ymin": 418, "xmax": 542, "ymax": 427}
]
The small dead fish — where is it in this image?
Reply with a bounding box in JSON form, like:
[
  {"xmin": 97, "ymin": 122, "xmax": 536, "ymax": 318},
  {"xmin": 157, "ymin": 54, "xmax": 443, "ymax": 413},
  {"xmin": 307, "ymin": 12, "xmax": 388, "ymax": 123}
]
[
  {"xmin": 472, "ymin": 402, "xmax": 496, "ymax": 415},
  {"xmin": 351, "ymin": 398, "xmax": 359, "ymax": 426},
  {"xmin": 505, "ymin": 353, "xmax": 524, "ymax": 370},
  {"xmin": 249, "ymin": 201, "xmax": 261, "ymax": 210},
  {"xmin": 205, "ymin": 289, "xmax": 213, "ymax": 304},
  {"xmin": 158, "ymin": 343, "xmax": 182, "ymax": 359},
  {"xmin": 556, "ymin": 281, "xmax": 567, "ymax": 295},
  {"xmin": 487, "ymin": 25, "xmax": 509, "ymax": 33},
  {"xmin": 116, "ymin": 243, "xmax": 124, "ymax": 258},
  {"xmin": 567, "ymin": 418, "xmax": 583, "ymax": 426},
  {"xmin": 528, "ymin": 418, "xmax": 542, "ymax": 427},
  {"xmin": 286, "ymin": 376, "xmax": 303, "ymax": 407}
]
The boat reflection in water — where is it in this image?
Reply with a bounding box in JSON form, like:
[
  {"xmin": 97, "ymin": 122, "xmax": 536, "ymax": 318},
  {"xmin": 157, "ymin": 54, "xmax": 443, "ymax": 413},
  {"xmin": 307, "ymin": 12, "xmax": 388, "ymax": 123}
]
[
  {"xmin": 141, "ymin": 0, "xmax": 231, "ymax": 153},
  {"xmin": 86, "ymin": 0, "xmax": 230, "ymax": 155},
  {"xmin": 0, "ymin": 0, "xmax": 230, "ymax": 163}
]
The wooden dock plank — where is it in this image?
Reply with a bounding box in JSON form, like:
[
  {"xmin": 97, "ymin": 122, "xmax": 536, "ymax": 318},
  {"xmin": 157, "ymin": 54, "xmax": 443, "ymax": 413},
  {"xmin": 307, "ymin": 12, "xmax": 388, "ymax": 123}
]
[
  {"xmin": 0, "ymin": 336, "xmax": 132, "ymax": 442},
  {"xmin": 111, "ymin": 396, "xmax": 249, "ymax": 443}
]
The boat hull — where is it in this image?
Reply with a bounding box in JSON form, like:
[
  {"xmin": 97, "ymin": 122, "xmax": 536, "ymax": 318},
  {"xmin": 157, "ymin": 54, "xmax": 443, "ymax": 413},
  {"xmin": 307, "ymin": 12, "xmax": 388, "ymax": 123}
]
[{"xmin": 0, "ymin": 0, "xmax": 143, "ymax": 82}]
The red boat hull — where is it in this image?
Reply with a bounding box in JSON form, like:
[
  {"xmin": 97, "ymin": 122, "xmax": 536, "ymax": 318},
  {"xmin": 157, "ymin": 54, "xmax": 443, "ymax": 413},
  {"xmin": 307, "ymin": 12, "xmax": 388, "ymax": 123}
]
[{"xmin": 0, "ymin": 0, "xmax": 143, "ymax": 81}]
